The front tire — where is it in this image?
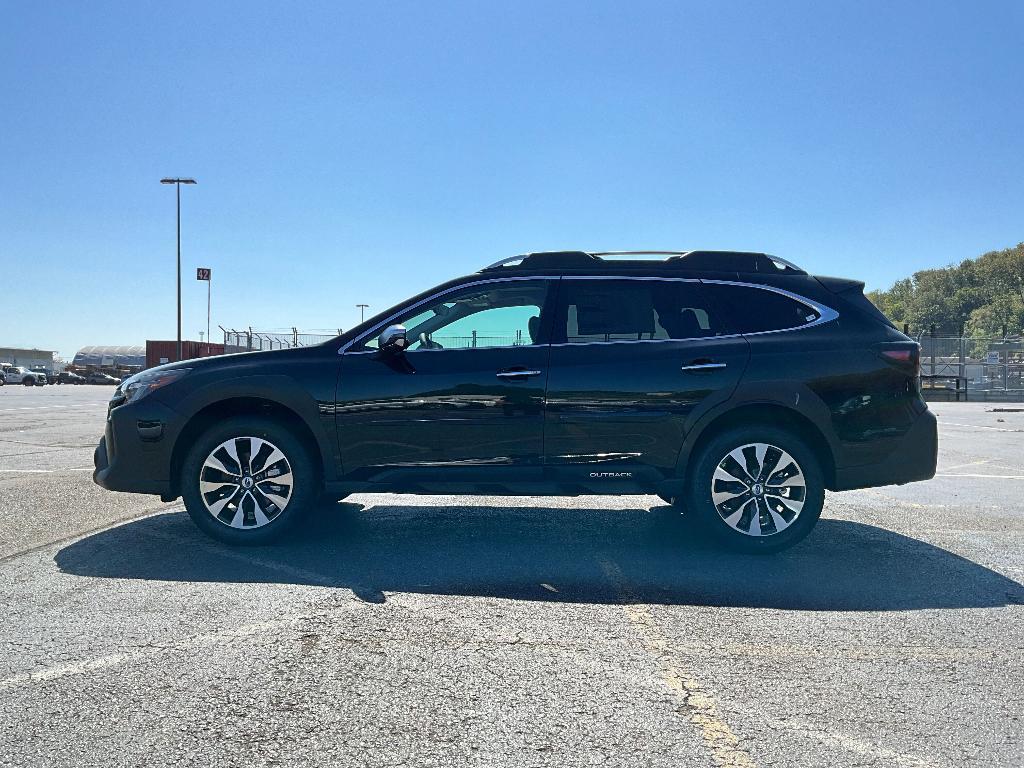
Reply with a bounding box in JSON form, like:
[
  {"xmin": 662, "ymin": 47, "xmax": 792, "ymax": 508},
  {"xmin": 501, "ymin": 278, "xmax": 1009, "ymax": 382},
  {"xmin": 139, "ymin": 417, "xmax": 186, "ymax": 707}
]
[
  {"xmin": 181, "ymin": 416, "xmax": 317, "ymax": 545},
  {"xmin": 24, "ymin": 377, "xmax": 34, "ymax": 386},
  {"xmin": 686, "ymin": 426, "xmax": 824, "ymax": 553}
]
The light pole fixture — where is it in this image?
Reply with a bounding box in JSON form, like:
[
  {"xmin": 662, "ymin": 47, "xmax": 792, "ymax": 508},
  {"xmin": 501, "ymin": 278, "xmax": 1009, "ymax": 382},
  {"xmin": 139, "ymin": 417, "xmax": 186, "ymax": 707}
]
[
  {"xmin": 357, "ymin": 303, "xmax": 369, "ymax": 323},
  {"xmin": 160, "ymin": 177, "xmax": 197, "ymax": 362}
]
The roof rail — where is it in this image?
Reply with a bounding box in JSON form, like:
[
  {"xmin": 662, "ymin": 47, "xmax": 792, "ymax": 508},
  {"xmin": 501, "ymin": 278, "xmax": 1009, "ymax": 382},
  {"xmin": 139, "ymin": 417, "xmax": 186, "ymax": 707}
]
[
  {"xmin": 481, "ymin": 250, "xmax": 805, "ymax": 274},
  {"xmin": 668, "ymin": 251, "xmax": 804, "ymax": 274},
  {"xmin": 482, "ymin": 251, "xmax": 600, "ymax": 270}
]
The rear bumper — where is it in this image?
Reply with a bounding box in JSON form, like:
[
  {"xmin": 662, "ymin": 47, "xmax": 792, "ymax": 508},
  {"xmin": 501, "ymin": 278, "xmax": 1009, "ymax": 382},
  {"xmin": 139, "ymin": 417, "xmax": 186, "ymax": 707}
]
[
  {"xmin": 832, "ymin": 408, "xmax": 938, "ymax": 491},
  {"xmin": 92, "ymin": 400, "xmax": 176, "ymax": 498}
]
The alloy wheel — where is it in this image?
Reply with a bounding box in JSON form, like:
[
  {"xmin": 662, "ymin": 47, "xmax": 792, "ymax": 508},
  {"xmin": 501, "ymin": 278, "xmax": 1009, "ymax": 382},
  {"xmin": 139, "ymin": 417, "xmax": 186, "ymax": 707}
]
[
  {"xmin": 199, "ymin": 436, "xmax": 294, "ymax": 529},
  {"xmin": 710, "ymin": 442, "xmax": 806, "ymax": 537}
]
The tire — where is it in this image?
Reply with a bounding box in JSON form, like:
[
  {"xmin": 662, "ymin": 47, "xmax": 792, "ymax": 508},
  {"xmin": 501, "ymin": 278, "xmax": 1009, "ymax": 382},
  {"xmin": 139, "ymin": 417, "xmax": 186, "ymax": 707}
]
[
  {"xmin": 24, "ymin": 377, "xmax": 34, "ymax": 387},
  {"xmin": 685, "ymin": 425, "xmax": 824, "ymax": 554},
  {"xmin": 181, "ymin": 416, "xmax": 318, "ymax": 545}
]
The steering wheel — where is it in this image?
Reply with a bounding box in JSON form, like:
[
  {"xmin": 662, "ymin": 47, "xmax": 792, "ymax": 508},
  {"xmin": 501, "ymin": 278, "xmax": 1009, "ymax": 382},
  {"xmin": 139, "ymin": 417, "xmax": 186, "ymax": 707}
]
[{"xmin": 418, "ymin": 332, "xmax": 443, "ymax": 350}]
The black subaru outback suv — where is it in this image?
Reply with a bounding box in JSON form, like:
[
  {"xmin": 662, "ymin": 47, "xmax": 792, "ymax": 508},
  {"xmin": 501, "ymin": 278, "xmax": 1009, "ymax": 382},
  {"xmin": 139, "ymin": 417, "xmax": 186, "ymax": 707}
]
[{"xmin": 95, "ymin": 250, "xmax": 937, "ymax": 552}]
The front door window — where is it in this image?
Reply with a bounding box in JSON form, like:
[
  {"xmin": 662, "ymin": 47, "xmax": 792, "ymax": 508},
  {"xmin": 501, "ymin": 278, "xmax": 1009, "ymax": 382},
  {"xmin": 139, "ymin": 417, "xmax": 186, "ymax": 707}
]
[{"xmin": 360, "ymin": 281, "xmax": 550, "ymax": 351}]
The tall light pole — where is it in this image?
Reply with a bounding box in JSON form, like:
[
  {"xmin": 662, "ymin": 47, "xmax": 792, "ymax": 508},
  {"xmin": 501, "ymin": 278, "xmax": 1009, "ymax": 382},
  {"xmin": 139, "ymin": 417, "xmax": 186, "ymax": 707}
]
[
  {"xmin": 160, "ymin": 177, "xmax": 197, "ymax": 361},
  {"xmin": 357, "ymin": 304, "xmax": 369, "ymax": 323}
]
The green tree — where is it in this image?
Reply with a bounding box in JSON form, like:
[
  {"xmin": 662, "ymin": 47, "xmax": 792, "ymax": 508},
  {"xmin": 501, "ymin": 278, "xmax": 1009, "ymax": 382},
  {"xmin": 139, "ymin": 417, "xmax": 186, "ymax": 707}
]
[{"xmin": 867, "ymin": 243, "xmax": 1024, "ymax": 337}]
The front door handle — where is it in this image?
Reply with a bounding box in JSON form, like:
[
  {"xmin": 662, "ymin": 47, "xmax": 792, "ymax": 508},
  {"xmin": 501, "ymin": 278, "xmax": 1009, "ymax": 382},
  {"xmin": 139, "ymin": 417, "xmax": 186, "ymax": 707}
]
[
  {"xmin": 496, "ymin": 368, "xmax": 543, "ymax": 379},
  {"xmin": 680, "ymin": 360, "xmax": 727, "ymax": 372}
]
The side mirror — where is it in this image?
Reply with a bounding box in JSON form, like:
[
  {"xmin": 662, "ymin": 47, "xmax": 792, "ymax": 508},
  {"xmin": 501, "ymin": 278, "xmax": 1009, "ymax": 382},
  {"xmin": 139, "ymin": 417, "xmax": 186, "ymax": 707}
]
[{"xmin": 378, "ymin": 324, "xmax": 408, "ymax": 355}]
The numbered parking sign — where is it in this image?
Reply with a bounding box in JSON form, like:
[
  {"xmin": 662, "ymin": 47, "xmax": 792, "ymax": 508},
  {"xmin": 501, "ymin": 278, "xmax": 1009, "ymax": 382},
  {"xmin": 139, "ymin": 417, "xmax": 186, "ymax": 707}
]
[{"xmin": 197, "ymin": 267, "xmax": 211, "ymax": 281}]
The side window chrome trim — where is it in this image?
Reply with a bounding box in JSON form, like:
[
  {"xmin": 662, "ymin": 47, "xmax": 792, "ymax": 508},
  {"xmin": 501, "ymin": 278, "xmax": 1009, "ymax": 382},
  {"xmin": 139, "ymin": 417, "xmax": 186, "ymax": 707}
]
[
  {"xmin": 699, "ymin": 278, "xmax": 839, "ymax": 336},
  {"xmin": 339, "ymin": 274, "xmax": 839, "ymax": 354},
  {"xmin": 338, "ymin": 275, "xmax": 561, "ymax": 354},
  {"xmin": 552, "ymin": 275, "xmax": 838, "ymax": 346}
]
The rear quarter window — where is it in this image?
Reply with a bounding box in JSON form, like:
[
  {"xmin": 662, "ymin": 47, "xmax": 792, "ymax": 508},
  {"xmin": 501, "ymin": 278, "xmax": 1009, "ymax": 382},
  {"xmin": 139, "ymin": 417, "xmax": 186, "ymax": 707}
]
[{"xmin": 704, "ymin": 283, "xmax": 821, "ymax": 334}]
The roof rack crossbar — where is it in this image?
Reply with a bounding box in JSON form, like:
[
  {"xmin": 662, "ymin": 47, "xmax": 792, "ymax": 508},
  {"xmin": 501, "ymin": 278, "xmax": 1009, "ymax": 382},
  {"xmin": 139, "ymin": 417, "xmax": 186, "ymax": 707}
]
[{"xmin": 589, "ymin": 251, "xmax": 691, "ymax": 258}]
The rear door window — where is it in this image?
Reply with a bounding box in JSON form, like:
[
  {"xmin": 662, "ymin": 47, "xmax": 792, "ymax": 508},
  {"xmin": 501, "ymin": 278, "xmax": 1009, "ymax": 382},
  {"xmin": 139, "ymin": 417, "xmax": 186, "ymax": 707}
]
[
  {"xmin": 556, "ymin": 279, "xmax": 722, "ymax": 343},
  {"xmin": 703, "ymin": 283, "xmax": 820, "ymax": 334}
]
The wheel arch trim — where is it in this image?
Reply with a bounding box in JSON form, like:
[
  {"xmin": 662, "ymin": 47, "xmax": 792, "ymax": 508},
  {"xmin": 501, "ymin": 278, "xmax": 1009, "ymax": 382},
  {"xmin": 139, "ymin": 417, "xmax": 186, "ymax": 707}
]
[
  {"xmin": 166, "ymin": 375, "xmax": 333, "ymax": 496},
  {"xmin": 676, "ymin": 389, "xmax": 839, "ymax": 490}
]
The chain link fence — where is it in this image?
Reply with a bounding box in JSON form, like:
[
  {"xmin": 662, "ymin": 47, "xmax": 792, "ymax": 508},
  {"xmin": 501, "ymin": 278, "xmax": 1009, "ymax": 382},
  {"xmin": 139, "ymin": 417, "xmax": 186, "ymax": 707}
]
[
  {"xmin": 220, "ymin": 327, "xmax": 338, "ymax": 353},
  {"xmin": 222, "ymin": 328, "xmax": 530, "ymax": 353},
  {"xmin": 417, "ymin": 332, "xmax": 525, "ymax": 348},
  {"xmin": 918, "ymin": 335, "xmax": 1024, "ymax": 401}
]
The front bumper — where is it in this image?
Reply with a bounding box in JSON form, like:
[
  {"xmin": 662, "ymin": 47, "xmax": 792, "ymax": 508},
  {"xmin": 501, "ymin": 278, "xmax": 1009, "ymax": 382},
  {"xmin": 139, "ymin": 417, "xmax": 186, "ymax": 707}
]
[
  {"xmin": 832, "ymin": 408, "xmax": 938, "ymax": 491},
  {"xmin": 93, "ymin": 399, "xmax": 177, "ymax": 498}
]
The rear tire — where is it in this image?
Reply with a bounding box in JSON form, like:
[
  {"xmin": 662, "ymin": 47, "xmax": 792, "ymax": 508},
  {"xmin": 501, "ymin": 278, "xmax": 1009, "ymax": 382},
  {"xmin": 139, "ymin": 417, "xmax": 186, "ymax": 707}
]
[
  {"xmin": 685, "ymin": 426, "xmax": 823, "ymax": 554},
  {"xmin": 181, "ymin": 416, "xmax": 318, "ymax": 545}
]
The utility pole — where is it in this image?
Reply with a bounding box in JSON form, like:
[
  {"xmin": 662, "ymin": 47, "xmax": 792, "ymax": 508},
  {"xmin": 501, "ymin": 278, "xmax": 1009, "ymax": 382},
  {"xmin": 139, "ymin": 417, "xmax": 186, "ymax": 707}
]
[
  {"xmin": 357, "ymin": 304, "xmax": 369, "ymax": 323},
  {"xmin": 160, "ymin": 177, "xmax": 197, "ymax": 362}
]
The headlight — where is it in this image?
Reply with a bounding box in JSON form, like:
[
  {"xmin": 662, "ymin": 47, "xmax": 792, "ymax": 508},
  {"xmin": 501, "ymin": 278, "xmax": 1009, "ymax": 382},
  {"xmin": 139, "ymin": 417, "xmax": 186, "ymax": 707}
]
[{"xmin": 120, "ymin": 368, "xmax": 191, "ymax": 404}]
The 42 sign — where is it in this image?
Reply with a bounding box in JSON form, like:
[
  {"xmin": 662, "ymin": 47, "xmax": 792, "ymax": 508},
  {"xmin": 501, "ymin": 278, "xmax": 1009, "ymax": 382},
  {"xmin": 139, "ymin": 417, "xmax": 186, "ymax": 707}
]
[{"xmin": 196, "ymin": 267, "xmax": 212, "ymax": 281}]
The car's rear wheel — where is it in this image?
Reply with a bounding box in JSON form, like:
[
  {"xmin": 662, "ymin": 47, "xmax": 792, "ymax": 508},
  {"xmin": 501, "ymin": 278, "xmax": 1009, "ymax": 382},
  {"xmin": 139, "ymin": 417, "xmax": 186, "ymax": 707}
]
[
  {"xmin": 181, "ymin": 416, "xmax": 317, "ymax": 545},
  {"xmin": 686, "ymin": 426, "xmax": 823, "ymax": 553}
]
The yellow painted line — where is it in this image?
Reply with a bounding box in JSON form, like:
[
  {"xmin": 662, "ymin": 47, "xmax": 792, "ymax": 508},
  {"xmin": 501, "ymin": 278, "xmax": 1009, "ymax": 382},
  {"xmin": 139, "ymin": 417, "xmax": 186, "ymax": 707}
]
[{"xmin": 598, "ymin": 557, "xmax": 756, "ymax": 768}]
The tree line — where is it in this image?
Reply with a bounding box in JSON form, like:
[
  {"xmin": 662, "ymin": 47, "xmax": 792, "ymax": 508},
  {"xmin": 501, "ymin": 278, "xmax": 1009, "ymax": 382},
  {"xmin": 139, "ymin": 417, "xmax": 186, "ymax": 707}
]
[{"xmin": 866, "ymin": 242, "xmax": 1024, "ymax": 338}]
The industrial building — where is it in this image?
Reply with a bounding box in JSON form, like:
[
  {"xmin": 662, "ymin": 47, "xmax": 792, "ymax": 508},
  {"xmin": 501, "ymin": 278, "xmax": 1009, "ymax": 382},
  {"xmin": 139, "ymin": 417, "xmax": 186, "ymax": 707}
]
[{"xmin": 0, "ymin": 346, "xmax": 55, "ymax": 370}]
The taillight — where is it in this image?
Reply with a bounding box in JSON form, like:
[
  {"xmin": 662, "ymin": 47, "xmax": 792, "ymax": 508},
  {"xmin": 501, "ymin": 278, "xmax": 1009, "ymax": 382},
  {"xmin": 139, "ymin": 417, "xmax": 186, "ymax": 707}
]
[
  {"xmin": 876, "ymin": 343, "xmax": 920, "ymax": 375},
  {"xmin": 881, "ymin": 349, "xmax": 913, "ymax": 363}
]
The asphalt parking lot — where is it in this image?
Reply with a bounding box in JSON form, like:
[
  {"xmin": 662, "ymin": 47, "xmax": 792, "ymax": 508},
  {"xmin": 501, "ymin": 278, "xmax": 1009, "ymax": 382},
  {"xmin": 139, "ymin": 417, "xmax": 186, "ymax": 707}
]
[{"xmin": 0, "ymin": 384, "xmax": 1021, "ymax": 767}]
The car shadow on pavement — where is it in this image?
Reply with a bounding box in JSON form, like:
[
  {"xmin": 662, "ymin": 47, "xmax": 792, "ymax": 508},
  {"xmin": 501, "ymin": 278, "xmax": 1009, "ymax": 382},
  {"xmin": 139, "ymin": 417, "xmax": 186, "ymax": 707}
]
[{"xmin": 55, "ymin": 501, "xmax": 1023, "ymax": 611}]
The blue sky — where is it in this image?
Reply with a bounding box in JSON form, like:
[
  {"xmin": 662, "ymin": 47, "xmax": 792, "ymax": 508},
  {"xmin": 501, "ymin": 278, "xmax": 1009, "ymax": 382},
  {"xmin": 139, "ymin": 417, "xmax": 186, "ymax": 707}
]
[{"xmin": 1, "ymin": 1, "xmax": 1021, "ymax": 359}]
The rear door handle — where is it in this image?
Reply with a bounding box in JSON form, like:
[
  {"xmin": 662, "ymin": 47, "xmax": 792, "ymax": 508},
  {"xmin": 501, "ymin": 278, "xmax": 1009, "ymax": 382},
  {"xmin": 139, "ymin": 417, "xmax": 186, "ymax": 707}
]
[
  {"xmin": 496, "ymin": 368, "xmax": 543, "ymax": 379},
  {"xmin": 680, "ymin": 361, "xmax": 727, "ymax": 372}
]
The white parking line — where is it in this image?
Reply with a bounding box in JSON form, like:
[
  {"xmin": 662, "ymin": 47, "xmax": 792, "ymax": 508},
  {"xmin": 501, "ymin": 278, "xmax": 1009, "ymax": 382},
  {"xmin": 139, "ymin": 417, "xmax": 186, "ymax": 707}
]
[
  {"xmin": 0, "ymin": 618, "xmax": 306, "ymax": 691},
  {"xmin": 936, "ymin": 473, "xmax": 1024, "ymax": 480},
  {"xmin": 937, "ymin": 459, "xmax": 991, "ymax": 472},
  {"xmin": 938, "ymin": 421, "xmax": 1022, "ymax": 433},
  {"xmin": 0, "ymin": 404, "xmax": 103, "ymax": 411},
  {"xmin": 0, "ymin": 468, "xmax": 94, "ymax": 473}
]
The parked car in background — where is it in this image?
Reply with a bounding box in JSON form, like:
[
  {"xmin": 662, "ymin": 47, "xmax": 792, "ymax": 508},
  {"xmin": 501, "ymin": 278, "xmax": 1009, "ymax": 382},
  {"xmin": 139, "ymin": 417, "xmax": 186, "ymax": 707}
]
[
  {"xmin": 30, "ymin": 367, "xmax": 51, "ymax": 385},
  {"xmin": 94, "ymin": 249, "xmax": 937, "ymax": 552},
  {"xmin": 87, "ymin": 372, "xmax": 120, "ymax": 385},
  {"xmin": 0, "ymin": 370, "xmax": 5, "ymax": 386},
  {"xmin": 2, "ymin": 366, "xmax": 45, "ymax": 386},
  {"xmin": 57, "ymin": 371, "xmax": 87, "ymax": 385}
]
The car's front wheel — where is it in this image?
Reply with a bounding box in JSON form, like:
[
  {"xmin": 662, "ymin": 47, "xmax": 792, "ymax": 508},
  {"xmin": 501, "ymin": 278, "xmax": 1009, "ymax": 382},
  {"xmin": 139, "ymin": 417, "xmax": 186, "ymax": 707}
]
[
  {"xmin": 686, "ymin": 426, "xmax": 824, "ymax": 553},
  {"xmin": 181, "ymin": 416, "xmax": 317, "ymax": 545}
]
